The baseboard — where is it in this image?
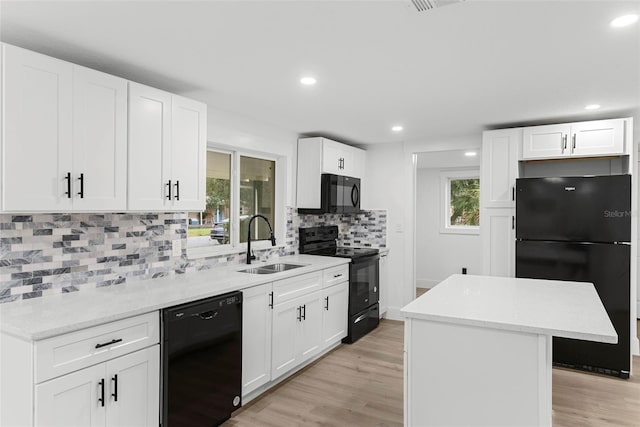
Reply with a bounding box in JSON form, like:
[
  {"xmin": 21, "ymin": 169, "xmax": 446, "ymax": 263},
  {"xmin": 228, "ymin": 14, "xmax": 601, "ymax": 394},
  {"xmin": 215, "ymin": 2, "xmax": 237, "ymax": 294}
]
[
  {"xmin": 416, "ymin": 279, "xmax": 439, "ymax": 289},
  {"xmin": 384, "ymin": 306, "xmax": 405, "ymax": 321}
]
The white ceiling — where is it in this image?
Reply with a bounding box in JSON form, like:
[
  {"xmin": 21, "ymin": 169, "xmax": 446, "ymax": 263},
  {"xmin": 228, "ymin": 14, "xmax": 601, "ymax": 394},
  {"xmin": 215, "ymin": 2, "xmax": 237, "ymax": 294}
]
[{"xmin": 1, "ymin": 0, "xmax": 639, "ymax": 146}]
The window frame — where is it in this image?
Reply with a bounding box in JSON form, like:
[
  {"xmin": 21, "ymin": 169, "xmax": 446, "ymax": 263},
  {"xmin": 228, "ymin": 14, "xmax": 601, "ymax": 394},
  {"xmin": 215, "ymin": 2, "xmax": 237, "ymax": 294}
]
[
  {"xmin": 439, "ymin": 168, "xmax": 480, "ymax": 235},
  {"xmin": 187, "ymin": 143, "xmax": 286, "ymax": 259}
]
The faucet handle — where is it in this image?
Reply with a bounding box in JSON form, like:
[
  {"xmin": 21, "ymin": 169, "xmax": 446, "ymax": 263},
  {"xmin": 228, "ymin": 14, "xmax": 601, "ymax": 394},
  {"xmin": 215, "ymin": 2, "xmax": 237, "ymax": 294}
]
[{"xmin": 249, "ymin": 250, "xmax": 256, "ymax": 261}]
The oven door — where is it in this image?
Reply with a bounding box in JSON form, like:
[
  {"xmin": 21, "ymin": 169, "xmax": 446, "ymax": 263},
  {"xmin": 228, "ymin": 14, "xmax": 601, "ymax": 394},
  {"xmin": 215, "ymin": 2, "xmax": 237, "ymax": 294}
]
[{"xmin": 348, "ymin": 254, "xmax": 379, "ymax": 315}]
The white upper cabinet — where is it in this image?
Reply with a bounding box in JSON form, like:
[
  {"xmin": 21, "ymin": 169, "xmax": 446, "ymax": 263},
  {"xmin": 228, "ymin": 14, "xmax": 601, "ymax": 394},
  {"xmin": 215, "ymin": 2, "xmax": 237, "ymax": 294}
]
[
  {"xmin": 170, "ymin": 95, "xmax": 207, "ymax": 211},
  {"xmin": 481, "ymin": 128, "xmax": 521, "ymax": 209},
  {"xmin": 2, "ymin": 44, "xmax": 127, "ymax": 212},
  {"xmin": 128, "ymin": 83, "xmax": 206, "ymax": 211},
  {"xmin": 297, "ymin": 137, "xmax": 366, "ymax": 210},
  {"xmin": 128, "ymin": 83, "xmax": 172, "ymax": 211},
  {"xmin": 2, "ymin": 43, "xmax": 74, "ymax": 211},
  {"xmin": 72, "ymin": 66, "xmax": 128, "ymax": 211},
  {"xmin": 522, "ymin": 119, "xmax": 625, "ymax": 160},
  {"xmin": 1, "ymin": 43, "xmax": 206, "ymax": 213}
]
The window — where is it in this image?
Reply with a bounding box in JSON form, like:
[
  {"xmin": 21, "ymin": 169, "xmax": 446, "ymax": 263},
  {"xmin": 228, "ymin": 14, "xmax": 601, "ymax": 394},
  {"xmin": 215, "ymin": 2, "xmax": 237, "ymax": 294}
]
[
  {"xmin": 187, "ymin": 148, "xmax": 279, "ymax": 253},
  {"xmin": 440, "ymin": 169, "xmax": 480, "ymax": 234}
]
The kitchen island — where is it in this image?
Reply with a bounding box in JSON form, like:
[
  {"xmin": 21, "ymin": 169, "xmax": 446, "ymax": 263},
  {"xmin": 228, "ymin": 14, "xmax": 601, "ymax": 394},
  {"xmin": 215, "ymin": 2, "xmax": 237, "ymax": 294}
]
[{"xmin": 401, "ymin": 274, "xmax": 617, "ymax": 427}]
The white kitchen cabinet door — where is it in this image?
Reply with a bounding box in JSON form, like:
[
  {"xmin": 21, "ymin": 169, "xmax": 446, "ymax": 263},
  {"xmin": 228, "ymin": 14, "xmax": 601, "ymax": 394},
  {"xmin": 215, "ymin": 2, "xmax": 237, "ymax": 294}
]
[
  {"xmin": 170, "ymin": 94, "xmax": 206, "ymax": 211},
  {"xmin": 128, "ymin": 82, "xmax": 172, "ymax": 211},
  {"xmin": 522, "ymin": 124, "xmax": 570, "ymax": 160},
  {"xmin": 321, "ymin": 282, "xmax": 348, "ymax": 346},
  {"xmin": 72, "ymin": 66, "xmax": 128, "ymax": 211},
  {"xmin": 2, "ymin": 43, "xmax": 73, "ymax": 211},
  {"xmin": 105, "ymin": 346, "xmax": 159, "ymax": 427},
  {"xmin": 242, "ymin": 283, "xmax": 273, "ymax": 397},
  {"xmin": 35, "ymin": 363, "xmax": 106, "ymax": 427},
  {"xmin": 481, "ymin": 128, "xmax": 520, "ymax": 209},
  {"xmin": 271, "ymin": 297, "xmax": 300, "ymax": 379},
  {"xmin": 297, "ymin": 291, "xmax": 323, "ymax": 361},
  {"xmin": 350, "ymin": 146, "xmax": 366, "ymax": 180},
  {"xmin": 481, "ymin": 208, "xmax": 515, "ymax": 277},
  {"xmin": 322, "ymin": 139, "xmax": 346, "ymax": 175},
  {"xmin": 571, "ymin": 119, "xmax": 625, "ymax": 157}
]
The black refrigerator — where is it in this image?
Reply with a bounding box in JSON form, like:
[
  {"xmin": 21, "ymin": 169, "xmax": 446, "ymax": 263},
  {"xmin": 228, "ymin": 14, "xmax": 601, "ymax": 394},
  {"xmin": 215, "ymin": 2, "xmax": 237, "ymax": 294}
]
[{"xmin": 515, "ymin": 175, "xmax": 631, "ymax": 378}]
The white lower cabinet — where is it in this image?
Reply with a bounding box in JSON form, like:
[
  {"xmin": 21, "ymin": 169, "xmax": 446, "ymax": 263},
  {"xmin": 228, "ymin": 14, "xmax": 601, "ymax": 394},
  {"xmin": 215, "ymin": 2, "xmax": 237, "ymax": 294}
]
[
  {"xmin": 271, "ymin": 290, "xmax": 323, "ymax": 379},
  {"xmin": 241, "ymin": 282, "xmax": 273, "ymax": 397},
  {"xmin": 322, "ymin": 282, "xmax": 348, "ymax": 345},
  {"xmin": 243, "ymin": 264, "xmax": 350, "ymax": 400},
  {"xmin": 481, "ymin": 208, "xmax": 515, "ymax": 277},
  {"xmin": 0, "ymin": 312, "xmax": 160, "ymax": 427},
  {"xmin": 35, "ymin": 346, "xmax": 159, "ymax": 427},
  {"xmin": 35, "ymin": 363, "xmax": 105, "ymax": 427}
]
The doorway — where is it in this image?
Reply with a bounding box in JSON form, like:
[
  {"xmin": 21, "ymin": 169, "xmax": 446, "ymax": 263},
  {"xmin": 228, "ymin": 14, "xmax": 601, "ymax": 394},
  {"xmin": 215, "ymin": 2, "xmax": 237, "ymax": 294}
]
[{"xmin": 414, "ymin": 149, "xmax": 482, "ymax": 297}]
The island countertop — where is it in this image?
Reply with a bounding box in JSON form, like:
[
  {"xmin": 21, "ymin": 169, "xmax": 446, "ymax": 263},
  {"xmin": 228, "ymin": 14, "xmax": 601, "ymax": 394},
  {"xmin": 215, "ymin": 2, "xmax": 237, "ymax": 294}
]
[{"xmin": 401, "ymin": 274, "xmax": 617, "ymax": 344}]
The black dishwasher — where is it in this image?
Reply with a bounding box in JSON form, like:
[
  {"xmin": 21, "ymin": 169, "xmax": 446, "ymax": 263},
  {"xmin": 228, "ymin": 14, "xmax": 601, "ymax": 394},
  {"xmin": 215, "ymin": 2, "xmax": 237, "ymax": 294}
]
[{"xmin": 162, "ymin": 291, "xmax": 242, "ymax": 427}]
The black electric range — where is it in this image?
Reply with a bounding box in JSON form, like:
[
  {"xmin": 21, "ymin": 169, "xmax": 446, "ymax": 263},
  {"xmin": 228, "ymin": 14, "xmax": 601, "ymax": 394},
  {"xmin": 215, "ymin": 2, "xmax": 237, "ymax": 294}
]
[{"xmin": 299, "ymin": 226, "xmax": 380, "ymax": 343}]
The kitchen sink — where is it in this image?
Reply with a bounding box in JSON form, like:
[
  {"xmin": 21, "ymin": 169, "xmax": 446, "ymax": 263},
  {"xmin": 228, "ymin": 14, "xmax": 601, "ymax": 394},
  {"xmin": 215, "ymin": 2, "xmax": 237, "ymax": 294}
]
[{"xmin": 238, "ymin": 263, "xmax": 307, "ymax": 274}]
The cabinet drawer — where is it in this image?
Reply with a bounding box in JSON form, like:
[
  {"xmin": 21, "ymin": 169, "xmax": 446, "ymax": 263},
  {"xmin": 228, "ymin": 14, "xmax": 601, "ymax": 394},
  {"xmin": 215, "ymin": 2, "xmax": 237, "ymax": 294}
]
[
  {"xmin": 273, "ymin": 271, "xmax": 323, "ymax": 305},
  {"xmin": 323, "ymin": 264, "xmax": 349, "ymax": 288},
  {"xmin": 35, "ymin": 312, "xmax": 159, "ymax": 383}
]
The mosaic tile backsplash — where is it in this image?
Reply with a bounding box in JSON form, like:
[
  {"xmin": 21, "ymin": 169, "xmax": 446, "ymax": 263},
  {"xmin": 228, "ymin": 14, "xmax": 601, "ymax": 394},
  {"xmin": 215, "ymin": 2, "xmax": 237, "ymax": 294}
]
[{"xmin": 0, "ymin": 208, "xmax": 386, "ymax": 303}]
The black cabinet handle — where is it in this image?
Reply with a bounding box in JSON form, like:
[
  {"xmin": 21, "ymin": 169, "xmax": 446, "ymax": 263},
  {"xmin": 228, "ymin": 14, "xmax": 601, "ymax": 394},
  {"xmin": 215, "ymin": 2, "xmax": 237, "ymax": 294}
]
[
  {"xmin": 77, "ymin": 173, "xmax": 84, "ymax": 198},
  {"xmin": 174, "ymin": 180, "xmax": 180, "ymax": 201},
  {"xmin": 512, "ymin": 186, "xmax": 515, "ymax": 201},
  {"xmin": 512, "ymin": 216, "xmax": 515, "ymax": 230},
  {"xmin": 268, "ymin": 291, "xmax": 273, "ymax": 309},
  {"xmin": 302, "ymin": 304, "xmax": 306, "ymax": 320},
  {"xmin": 111, "ymin": 374, "xmax": 118, "ymax": 401},
  {"xmin": 98, "ymin": 378, "xmax": 105, "ymax": 407},
  {"xmin": 166, "ymin": 180, "xmax": 172, "ymax": 200},
  {"xmin": 297, "ymin": 306, "xmax": 302, "ymax": 322},
  {"xmin": 324, "ymin": 296, "xmax": 329, "ymax": 311},
  {"xmin": 64, "ymin": 172, "xmax": 72, "ymax": 198},
  {"xmin": 95, "ymin": 338, "xmax": 123, "ymax": 349}
]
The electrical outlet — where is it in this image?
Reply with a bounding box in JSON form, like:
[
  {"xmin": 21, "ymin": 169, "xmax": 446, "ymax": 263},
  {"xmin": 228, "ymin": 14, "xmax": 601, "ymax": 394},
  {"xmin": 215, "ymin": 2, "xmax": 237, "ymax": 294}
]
[{"xmin": 172, "ymin": 240, "xmax": 182, "ymax": 257}]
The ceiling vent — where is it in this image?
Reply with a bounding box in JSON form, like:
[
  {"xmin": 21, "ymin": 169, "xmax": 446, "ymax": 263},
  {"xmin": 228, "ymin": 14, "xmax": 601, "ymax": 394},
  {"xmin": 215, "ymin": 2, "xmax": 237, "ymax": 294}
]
[{"xmin": 407, "ymin": 0, "xmax": 466, "ymax": 12}]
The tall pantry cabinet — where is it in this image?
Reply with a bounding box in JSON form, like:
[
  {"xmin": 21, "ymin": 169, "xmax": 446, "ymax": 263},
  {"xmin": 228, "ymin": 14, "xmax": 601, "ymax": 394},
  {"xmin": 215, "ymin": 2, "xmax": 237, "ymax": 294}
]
[{"xmin": 480, "ymin": 128, "xmax": 520, "ymax": 277}]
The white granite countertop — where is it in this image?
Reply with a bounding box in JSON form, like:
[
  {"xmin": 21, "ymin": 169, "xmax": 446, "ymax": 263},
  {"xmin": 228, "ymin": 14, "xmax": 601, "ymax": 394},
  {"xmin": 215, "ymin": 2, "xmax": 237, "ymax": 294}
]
[
  {"xmin": 0, "ymin": 255, "xmax": 349, "ymax": 341},
  {"xmin": 401, "ymin": 274, "xmax": 617, "ymax": 344}
]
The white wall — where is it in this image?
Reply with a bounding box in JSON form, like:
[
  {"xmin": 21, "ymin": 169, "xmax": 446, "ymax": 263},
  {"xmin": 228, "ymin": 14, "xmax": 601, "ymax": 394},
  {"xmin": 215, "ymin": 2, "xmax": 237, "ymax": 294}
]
[
  {"xmin": 206, "ymin": 107, "xmax": 298, "ymax": 206},
  {"xmin": 415, "ymin": 168, "xmax": 482, "ymax": 288},
  {"xmin": 362, "ymin": 144, "xmax": 407, "ymax": 318},
  {"xmin": 364, "ymin": 135, "xmax": 481, "ymax": 320}
]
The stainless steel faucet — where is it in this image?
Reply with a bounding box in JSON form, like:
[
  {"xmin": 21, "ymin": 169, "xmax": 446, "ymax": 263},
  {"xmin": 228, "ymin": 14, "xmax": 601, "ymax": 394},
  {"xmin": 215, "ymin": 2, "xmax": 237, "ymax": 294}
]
[{"xmin": 246, "ymin": 214, "xmax": 276, "ymax": 264}]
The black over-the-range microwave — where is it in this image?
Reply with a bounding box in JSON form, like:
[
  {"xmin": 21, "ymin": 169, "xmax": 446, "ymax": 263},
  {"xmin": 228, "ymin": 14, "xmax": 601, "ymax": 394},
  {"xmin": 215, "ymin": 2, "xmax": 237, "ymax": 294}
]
[{"xmin": 298, "ymin": 174, "xmax": 361, "ymax": 214}]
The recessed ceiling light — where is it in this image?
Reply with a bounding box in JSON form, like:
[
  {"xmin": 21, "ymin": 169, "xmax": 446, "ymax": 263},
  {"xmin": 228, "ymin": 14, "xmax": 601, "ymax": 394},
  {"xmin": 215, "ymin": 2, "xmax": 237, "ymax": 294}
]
[
  {"xmin": 585, "ymin": 104, "xmax": 601, "ymax": 110},
  {"xmin": 300, "ymin": 76, "xmax": 316, "ymax": 86},
  {"xmin": 610, "ymin": 14, "xmax": 638, "ymax": 28},
  {"xmin": 464, "ymin": 151, "xmax": 477, "ymax": 157},
  {"xmin": 392, "ymin": 125, "xmax": 403, "ymax": 132}
]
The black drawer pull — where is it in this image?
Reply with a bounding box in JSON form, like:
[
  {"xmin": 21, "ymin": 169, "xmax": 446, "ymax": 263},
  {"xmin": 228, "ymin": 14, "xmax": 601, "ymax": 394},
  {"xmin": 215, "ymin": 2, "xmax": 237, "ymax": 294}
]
[
  {"xmin": 166, "ymin": 180, "xmax": 172, "ymax": 200},
  {"xmin": 98, "ymin": 378, "xmax": 105, "ymax": 407},
  {"xmin": 64, "ymin": 172, "xmax": 72, "ymax": 198},
  {"xmin": 77, "ymin": 173, "xmax": 84, "ymax": 198},
  {"xmin": 111, "ymin": 374, "xmax": 118, "ymax": 401},
  {"xmin": 95, "ymin": 338, "xmax": 123, "ymax": 349}
]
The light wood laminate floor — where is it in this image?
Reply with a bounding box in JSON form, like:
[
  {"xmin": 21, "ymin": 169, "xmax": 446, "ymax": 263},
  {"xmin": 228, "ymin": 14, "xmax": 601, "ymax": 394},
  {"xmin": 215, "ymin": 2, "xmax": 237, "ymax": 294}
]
[{"xmin": 225, "ymin": 318, "xmax": 640, "ymax": 427}]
